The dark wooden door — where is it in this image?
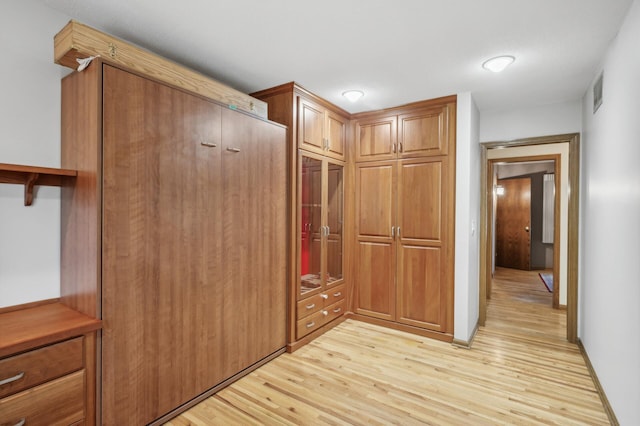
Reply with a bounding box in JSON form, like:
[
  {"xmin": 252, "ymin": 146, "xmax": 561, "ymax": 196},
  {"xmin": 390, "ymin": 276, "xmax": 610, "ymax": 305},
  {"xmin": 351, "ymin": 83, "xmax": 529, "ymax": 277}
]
[{"xmin": 495, "ymin": 177, "xmax": 531, "ymax": 270}]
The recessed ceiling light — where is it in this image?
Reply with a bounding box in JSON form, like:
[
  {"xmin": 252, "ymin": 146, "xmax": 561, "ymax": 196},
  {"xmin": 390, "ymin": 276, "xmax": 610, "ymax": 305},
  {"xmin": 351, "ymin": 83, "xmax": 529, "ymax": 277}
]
[
  {"xmin": 482, "ymin": 55, "xmax": 515, "ymax": 73},
  {"xmin": 342, "ymin": 90, "xmax": 364, "ymax": 102}
]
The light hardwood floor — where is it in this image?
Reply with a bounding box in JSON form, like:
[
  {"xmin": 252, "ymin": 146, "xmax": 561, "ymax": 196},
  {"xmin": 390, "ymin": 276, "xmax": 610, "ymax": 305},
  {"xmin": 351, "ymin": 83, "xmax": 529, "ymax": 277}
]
[{"xmin": 166, "ymin": 267, "xmax": 609, "ymax": 425}]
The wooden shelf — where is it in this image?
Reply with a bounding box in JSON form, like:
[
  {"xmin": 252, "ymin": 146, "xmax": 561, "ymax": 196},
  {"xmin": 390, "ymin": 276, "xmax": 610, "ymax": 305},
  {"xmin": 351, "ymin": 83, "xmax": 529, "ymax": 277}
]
[
  {"xmin": 0, "ymin": 302, "xmax": 101, "ymax": 358},
  {"xmin": 0, "ymin": 163, "xmax": 77, "ymax": 206}
]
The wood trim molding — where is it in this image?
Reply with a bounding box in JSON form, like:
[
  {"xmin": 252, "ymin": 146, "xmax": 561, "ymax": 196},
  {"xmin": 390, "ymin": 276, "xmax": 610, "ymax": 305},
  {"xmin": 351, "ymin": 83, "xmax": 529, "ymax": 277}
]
[
  {"xmin": 452, "ymin": 321, "xmax": 479, "ymax": 349},
  {"xmin": 54, "ymin": 20, "xmax": 267, "ymax": 118},
  {"xmin": 577, "ymin": 339, "xmax": 620, "ymax": 426},
  {"xmin": 348, "ymin": 313, "xmax": 454, "ymax": 343},
  {"xmin": 479, "ymin": 133, "xmax": 580, "ymax": 343}
]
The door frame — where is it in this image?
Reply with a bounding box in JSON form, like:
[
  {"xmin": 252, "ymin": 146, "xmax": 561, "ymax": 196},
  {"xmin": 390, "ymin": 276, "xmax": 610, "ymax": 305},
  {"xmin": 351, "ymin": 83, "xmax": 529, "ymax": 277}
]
[{"xmin": 479, "ymin": 133, "xmax": 580, "ymax": 343}]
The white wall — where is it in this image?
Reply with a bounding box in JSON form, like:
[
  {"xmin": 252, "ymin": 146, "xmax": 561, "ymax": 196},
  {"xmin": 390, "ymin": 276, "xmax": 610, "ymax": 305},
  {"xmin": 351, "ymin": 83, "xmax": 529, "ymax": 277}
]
[
  {"xmin": 480, "ymin": 100, "xmax": 582, "ymax": 143},
  {"xmin": 454, "ymin": 92, "xmax": 480, "ymax": 342},
  {"xmin": 580, "ymin": 0, "xmax": 640, "ymax": 423},
  {"xmin": 0, "ymin": 1, "xmax": 71, "ymax": 307}
]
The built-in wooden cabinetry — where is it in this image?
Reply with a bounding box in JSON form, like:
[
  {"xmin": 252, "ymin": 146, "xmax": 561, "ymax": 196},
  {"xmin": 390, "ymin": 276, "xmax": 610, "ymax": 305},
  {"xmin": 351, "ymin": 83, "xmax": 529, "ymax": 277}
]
[
  {"xmin": 61, "ymin": 61, "xmax": 287, "ymax": 425},
  {"xmin": 352, "ymin": 97, "xmax": 456, "ymax": 341},
  {"xmin": 0, "ymin": 303, "xmax": 100, "ymax": 425},
  {"xmin": 251, "ymin": 82, "xmax": 350, "ymax": 351},
  {"xmin": 297, "ymin": 153, "xmax": 346, "ymax": 339}
]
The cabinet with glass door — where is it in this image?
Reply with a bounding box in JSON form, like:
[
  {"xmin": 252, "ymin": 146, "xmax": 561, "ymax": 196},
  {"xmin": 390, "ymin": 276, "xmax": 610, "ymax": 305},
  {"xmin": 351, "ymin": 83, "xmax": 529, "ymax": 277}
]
[{"xmin": 298, "ymin": 152, "xmax": 345, "ymax": 339}]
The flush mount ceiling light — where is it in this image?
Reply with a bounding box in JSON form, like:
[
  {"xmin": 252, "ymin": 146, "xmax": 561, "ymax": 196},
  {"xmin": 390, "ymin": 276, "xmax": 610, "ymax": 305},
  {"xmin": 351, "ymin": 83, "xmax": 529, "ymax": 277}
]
[
  {"xmin": 342, "ymin": 90, "xmax": 364, "ymax": 102},
  {"xmin": 482, "ymin": 55, "xmax": 515, "ymax": 73}
]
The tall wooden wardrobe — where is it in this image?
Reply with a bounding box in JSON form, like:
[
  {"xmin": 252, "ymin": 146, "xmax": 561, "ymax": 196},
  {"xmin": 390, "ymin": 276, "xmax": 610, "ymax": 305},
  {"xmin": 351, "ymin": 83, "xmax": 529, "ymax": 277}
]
[
  {"xmin": 60, "ymin": 61, "xmax": 287, "ymax": 424},
  {"xmin": 351, "ymin": 96, "xmax": 457, "ymax": 341}
]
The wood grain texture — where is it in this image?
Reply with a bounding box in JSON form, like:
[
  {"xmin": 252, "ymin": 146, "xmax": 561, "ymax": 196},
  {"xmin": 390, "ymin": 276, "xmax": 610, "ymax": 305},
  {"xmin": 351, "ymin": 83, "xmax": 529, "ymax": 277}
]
[
  {"xmin": 398, "ymin": 105, "xmax": 448, "ymax": 158},
  {"xmin": 0, "ymin": 303, "xmax": 100, "ymax": 359},
  {"xmin": 166, "ymin": 267, "xmax": 609, "ymax": 425},
  {"xmin": 0, "ymin": 337, "xmax": 83, "ymax": 398},
  {"xmin": 54, "ymin": 20, "xmax": 267, "ymax": 118},
  {"xmin": 60, "ymin": 61, "xmax": 102, "ymax": 318},
  {"xmin": 101, "ymin": 64, "xmax": 225, "ymax": 424},
  {"xmin": 495, "ymin": 177, "xmax": 532, "ymax": 270},
  {"xmin": 0, "ymin": 370, "xmax": 85, "ymax": 426},
  {"xmin": 355, "ymin": 115, "xmax": 397, "ymax": 162}
]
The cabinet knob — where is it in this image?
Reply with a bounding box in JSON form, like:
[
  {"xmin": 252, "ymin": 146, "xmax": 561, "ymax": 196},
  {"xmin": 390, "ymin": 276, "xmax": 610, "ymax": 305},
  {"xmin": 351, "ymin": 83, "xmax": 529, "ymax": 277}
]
[
  {"xmin": 322, "ymin": 310, "xmax": 328, "ymax": 316},
  {"xmin": 320, "ymin": 294, "xmax": 329, "ymax": 300},
  {"xmin": 305, "ymin": 303, "xmax": 315, "ymax": 310}
]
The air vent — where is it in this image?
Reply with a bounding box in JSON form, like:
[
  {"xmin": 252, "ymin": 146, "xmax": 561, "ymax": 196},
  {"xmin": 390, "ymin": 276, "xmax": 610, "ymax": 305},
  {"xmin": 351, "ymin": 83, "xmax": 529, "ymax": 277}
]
[{"xmin": 593, "ymin": 72, "xmax": 603, "ymax": 113}]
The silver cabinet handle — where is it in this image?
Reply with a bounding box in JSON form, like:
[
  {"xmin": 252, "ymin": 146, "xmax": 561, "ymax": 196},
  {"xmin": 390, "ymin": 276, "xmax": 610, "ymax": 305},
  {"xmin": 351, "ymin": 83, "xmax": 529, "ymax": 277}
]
[
  {"xmin": 226, "ymin": 147, "xmax": 241, "ymax": 153},
  {"xmin": 320, "ymin": 294, "xmax": 329, "ymax": 300},
  {"xmin": 305, "ymin": 303, "xmax": 315, "ymax": 310},
  {"xmin": 333, "ymin": 292, "xmax": 341, "ymax": 297},
  {"xmin": 325, "ymin": 225, "xmax": 330, "ymax": 235},
  {"xmin": 322, "ymin": 310, "xmax": 328, "ymax": 316},
  {"xmin": 13, "ymin": 419, "xmax": 25, "ymax": 426},
  {"xmin": 200, "ymin": 141, "xmax": 217, "ymax": 147},
  {"xmin": 333, "ymin": 307, "xmax": 342, "ymax": 313},
  {"xmin": 392, "ymin": 143, "xmax": 396, "ymax": 153},
  {"xmin": 306, "ymin": 321, "xmax": 315, "ymax": 328},
  {"xmin": 397, "ymin": 227, "xmax": 401, "ymax": 239},
  {"xmin": 399, "ymin": 142, "xmax": 403, "ymax": 153},
  {"xmin": 391, "ymin": 226, "xmax": 395, "ymax": 238},
  {"xmin": 0, "ymin": 371, "xmax": 24, "ymax": 386}
]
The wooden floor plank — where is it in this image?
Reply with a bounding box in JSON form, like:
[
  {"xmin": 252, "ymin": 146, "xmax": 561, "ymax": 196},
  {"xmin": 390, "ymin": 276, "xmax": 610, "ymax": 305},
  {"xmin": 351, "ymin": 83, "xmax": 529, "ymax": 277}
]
[{"xmin": 166, "ymin": 267, "xmax": 609, "ymax": 425}]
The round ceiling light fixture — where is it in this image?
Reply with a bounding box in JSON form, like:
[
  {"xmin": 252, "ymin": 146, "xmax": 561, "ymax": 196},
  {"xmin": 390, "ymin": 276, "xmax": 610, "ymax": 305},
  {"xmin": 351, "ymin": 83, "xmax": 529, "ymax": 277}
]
[
  {"xmin": 482, "ymin": 55, "xmax": 515, "ymax": 73},
  {"xmin": 342, "ymin": 90, "xmax": 364, "ymax": 102}
]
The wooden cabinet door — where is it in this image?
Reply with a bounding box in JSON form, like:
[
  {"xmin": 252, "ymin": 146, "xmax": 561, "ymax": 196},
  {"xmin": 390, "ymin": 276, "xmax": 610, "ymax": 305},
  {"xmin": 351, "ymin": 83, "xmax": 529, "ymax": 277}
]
[
  {"xmin": 221, "ymin": 108, "xmax": 287, "ymax": 374},
  {"xmin": 102, "ymin": 65, "xmax": 223, "ymax": 425},
  {"xmin": 398, "ymin": 106, "xmax": 449, "ymax": 158},
  {"xmin": 355, "ymin": 115, "xmax": 397, "ymax": 162},
  {"xmin": 354, "ymin": 161, "xmax": 396, "ymax": 320},
  {"xmin": 298, "ymin": 97, "xmax": 325, "ymax": 154},
  {"xmin": 396, "ymin": 158, "xmax": 450, "ymax": 331},
  {"xmin": 325, "ymin": 110, "xmax": 347, "ymax": 160}
]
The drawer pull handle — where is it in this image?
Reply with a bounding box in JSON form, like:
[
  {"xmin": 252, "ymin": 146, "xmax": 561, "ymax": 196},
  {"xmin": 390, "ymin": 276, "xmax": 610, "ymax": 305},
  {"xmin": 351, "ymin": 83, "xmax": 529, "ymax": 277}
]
[
  {"xmin": 305, "ymin": 303, "xmax": 315, "ymax": 310},
  {"xmin": 322, "ymin": 310, "xmax": 328, "ymax": 316},
  {"xmin": 333, "ymin": 307, "xmax": 342, "ymax": 313},
  {"xmin": 306, "ymin": 321, "xmax": 315, "ymax": 328},
  {"xmin": 333, "ymin": 292, "xmax": 342, "ymax": 297},
  {"xmin": 226, "ymin": 147, "xmax": 241, "ymax": 153},
  {"xmin": 14, "ymin": 419, "xmax": 25, "ymax": 426},
  {"xmin": 200, "ymin": 141, "xmax": 217, "ymax": 147},
  {"xmin": 320, "ymin": 294, "xmax": 329, "ymax": 300},
  {"xmin": 0, "ymin": 371, "xmax": 24, "ymax": 386}
]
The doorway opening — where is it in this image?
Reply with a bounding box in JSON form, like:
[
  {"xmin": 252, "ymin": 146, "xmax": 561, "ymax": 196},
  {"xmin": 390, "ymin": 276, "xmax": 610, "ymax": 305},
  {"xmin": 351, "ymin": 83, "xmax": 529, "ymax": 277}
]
[
  {"xmin": 494, "ymin": 159, "xmax": 559, "ymax": 308},
  {"xmin": 479, "ymin": 134, "xmax": 580, "ymax": 343}
]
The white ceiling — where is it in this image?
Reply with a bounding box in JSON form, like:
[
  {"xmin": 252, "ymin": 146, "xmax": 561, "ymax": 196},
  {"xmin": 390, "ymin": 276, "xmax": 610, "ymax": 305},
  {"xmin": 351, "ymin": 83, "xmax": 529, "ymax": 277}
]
[{"xmin": 41, "ymin": 0, "xmax": 633, "ymax": 113}]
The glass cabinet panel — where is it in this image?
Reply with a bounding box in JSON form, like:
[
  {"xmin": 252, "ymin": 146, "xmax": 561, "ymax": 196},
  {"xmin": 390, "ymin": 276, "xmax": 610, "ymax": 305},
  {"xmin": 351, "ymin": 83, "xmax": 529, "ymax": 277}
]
[
  {"xmin": 326, "ymin": 162, "xmax": 343, "ymax": 286},
  {"xmin": 300, "ymin": 156, "xmax": 322, "ymax": 296}
]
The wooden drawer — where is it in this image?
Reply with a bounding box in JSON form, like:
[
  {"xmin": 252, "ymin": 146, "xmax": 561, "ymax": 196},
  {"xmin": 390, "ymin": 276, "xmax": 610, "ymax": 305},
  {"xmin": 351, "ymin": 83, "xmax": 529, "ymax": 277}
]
[
  {"xmin": 296, "ymin": 308, "xmax": 327, "ymax": 339},
  {"xmin": 325, "ymin": 299, "xmax": 346, "ymax": 323},
  {"xmin": 325, "ymin": 283, "xmax": 346, "ymax": 305},
  {"xmin": 0, "ymin": 337, "xmax": 84, "ymax": 399},
  {"xmin": 297, "ymin": 293, "xmax": 324, "ymax": 320},
  {"xmin": 0, "ymin": 369, "xmax": 85, "ymax": 426}
]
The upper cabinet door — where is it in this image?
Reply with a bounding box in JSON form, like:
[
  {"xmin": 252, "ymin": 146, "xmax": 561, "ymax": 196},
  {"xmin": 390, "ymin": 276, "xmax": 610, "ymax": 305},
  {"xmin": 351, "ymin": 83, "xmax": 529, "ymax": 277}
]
[
  {"xmin": 325, "ymin": 110, "xmax": 346, "ymax": 161},
  {"xmin": 298, "ymin": 97, "xmax": 325, "ymax": 154},
  {"xmin": 398, "ymin": 105, "xmax": 449, "ymax": 158},
  {"xmin": 355, "ymin": 115, "xmax": 397, "ymax": 162},
  {"xmin": 298, "ymin": 96, "xmax": 347, "ymax": 161}
]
